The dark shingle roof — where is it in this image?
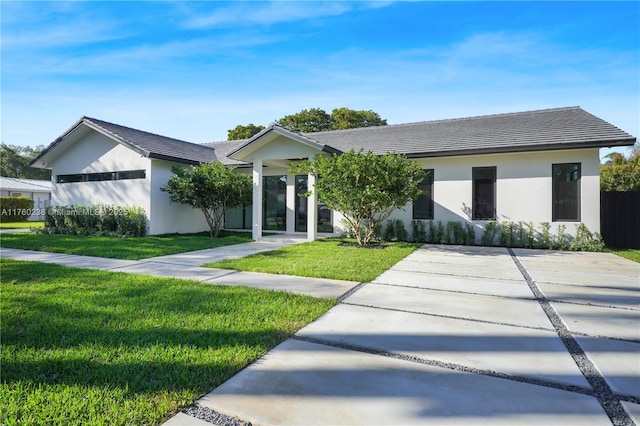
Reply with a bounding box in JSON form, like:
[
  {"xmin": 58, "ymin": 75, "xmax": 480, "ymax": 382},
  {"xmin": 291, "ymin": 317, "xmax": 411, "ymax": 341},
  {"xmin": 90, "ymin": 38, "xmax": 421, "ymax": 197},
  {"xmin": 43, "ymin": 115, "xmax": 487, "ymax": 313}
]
[
  {"xmin": 82, "ymin": 117, "xmax": 218, "ymax": 164},
  {"xmin": 201, "ymin": 140, "xmax": 250, "ymax": 166},
  {"xmin": 301, "ymin": 106, "xmax": 635, "ymax": 157}
]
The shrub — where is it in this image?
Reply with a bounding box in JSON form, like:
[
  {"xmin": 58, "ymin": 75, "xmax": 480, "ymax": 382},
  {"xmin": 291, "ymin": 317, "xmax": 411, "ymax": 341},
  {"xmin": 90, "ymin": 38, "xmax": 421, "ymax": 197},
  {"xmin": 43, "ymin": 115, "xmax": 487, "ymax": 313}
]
[
  {"xmin": 382, "ymin": 219, "xmax": 410, "ymax": 242},
  {"xmin": 0, "ymin": 196, "xmax": 35, "ymax": 222},
  {"xmin": 555, "ymin": 224, "xmax": 570, "ymax": 250},
  {"xmin": 539, "ymin": 222, "xmax": 553, "ymax": 249},
  {"xmin": 43, "ymin": 205, "xmax": 147, "ymax": 237},
  {"xmin": 465, "ymin": 223, "xmax": 476, "ymax": 245},
  {"xmin": 480, "ymin": 221, "xmax": 499, "ymax": 246},
  {"xmin": 570, "ymin": 223, "xmax": 605, "ymax": 252},
  {"xmin": 436, "ymin": 221, "xmax": 447, "ymax": 244},
  {"xmin": 411, "ymin": 220, "xmax": 427, "ymax": 243}
]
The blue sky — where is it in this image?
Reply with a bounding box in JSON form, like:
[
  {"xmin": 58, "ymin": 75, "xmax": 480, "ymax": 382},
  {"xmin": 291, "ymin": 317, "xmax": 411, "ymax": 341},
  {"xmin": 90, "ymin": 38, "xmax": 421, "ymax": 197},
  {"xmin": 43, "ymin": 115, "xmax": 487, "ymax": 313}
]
[{"xmin": 2, "ymin": 1, "xmax": 638, "ymax": 158}]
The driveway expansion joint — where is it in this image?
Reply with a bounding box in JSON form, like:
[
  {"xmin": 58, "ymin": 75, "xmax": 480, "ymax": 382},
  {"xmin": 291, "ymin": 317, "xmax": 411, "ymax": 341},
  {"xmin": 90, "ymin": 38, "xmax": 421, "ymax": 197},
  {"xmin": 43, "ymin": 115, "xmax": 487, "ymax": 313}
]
[
  {"xmin": 291, "ymin": 335, "xmax": 598, "ymax": 397},
  {"xmin": 508, "ymin": 248, "xmax": 634, "ymax": 426}
]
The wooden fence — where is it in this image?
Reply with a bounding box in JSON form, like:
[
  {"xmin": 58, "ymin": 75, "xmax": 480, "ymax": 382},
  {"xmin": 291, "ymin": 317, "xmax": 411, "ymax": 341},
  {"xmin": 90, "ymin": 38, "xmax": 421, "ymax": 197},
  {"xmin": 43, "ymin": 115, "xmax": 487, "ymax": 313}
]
[{"xmin": 600, "ymin": 192, "xmax": 640, "ymax": 249}]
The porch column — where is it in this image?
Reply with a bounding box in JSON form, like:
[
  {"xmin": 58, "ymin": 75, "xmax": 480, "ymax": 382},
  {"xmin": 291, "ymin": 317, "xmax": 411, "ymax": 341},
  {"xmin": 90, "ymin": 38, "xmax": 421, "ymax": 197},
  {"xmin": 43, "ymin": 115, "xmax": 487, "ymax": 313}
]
[
  {"xmin": 252, "ymin": 159, "xmax": 263, "ymax": 241},
  {"xmin": 307, "ymin": 170, "xmax": 318, "ymax": 241},
  {"xmin": 286, "ymin": 173, "xmax": 296, "ymax": 234}
]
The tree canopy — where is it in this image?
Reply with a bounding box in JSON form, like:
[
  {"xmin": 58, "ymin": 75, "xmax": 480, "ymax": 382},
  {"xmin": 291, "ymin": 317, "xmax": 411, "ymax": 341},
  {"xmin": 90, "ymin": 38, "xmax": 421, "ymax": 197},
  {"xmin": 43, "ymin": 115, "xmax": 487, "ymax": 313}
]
[
  {"xmin": 227, "ymin": 107, "xmax": 387, "ymax": 136},
  {"xmin": 278, "ymin": 107, "xmax": 387, "ymax": 133},
  {"xmin": 600, "ymin": 148, "xmax": 640, "ymax": 192},
  {"xmin": 290, "ymin": 149, "xmax": 425, "ymax": 246},
  {"xmin": 227, "ymin": 124, "xmax": 265, "ymax": 141},
  {"xmin": 0, "ymin": 143, "xmax": 51, "ymax": 180},
  {"xmin": 160, "ymin": 162, "xmax": 252, "ymax": 237}
]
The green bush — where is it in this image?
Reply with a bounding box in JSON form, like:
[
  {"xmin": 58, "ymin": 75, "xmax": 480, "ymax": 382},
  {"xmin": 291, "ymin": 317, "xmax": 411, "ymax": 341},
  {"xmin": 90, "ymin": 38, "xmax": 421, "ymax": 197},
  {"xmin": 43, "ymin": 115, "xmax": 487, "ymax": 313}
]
[
  {"xmin": 411, "ymin": 220, "xmax": 427, "ymax": 243},
  {"xmin": 570, "ymin": 223, "xmax": 605, "ymax": 252},
  {"xmin": 382, "ymin": 219, "xmax": 409, "ymax": 242},
  {"xmin": 43, "ymin": 205, "xmax": 147, "ymax": 237},
  {"xmin": 0, "ymin": 196, "xmax": 35, "ymax": 222},
  {"xmin": 480, "ymin": 221, "xmax": 499, "ymax": 246}
]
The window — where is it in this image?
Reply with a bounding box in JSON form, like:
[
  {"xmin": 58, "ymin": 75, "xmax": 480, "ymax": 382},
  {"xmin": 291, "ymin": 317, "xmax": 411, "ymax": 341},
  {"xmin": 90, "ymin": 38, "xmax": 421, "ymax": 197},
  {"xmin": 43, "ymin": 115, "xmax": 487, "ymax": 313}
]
[
  {"xmin": 413, "ymin": 169, "xmax": 434, "ymax": 220},
  {"xmin": 57, "ymin": 174, "xmax": 86, "ymax": 183},
  {"xmin": 472, "ymin": 167, "xmax": 496, "ymax": 220},
  {"xmin": 57, "ymin": 170, "xmax": 145, "ymax": 184},
  {"xmin": 118, "ymin": 170, "xmax": 146, "ymax": 180},
  {"xmin": 87, "ymin": 172, "xmax": 115, "ymax": 182},
  {"xmin": 552, "ymin": 163, "xmax": 581, "ymax": 221}
]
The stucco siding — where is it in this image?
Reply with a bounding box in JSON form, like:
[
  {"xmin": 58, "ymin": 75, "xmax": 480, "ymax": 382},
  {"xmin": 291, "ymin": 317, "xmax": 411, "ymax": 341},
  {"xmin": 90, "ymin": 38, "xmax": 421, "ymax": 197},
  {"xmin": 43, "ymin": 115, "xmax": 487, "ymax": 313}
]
[
  {"xmin": 49, "ymin": 133, "xmax": 152, "ymax": 218},
  {"xmin": 147, "ymin": 160, "xmax": 209, "ymax": 235},
  {"xmin": 390, "ymin": 148, "xmax": 601, "ymax": 240}
]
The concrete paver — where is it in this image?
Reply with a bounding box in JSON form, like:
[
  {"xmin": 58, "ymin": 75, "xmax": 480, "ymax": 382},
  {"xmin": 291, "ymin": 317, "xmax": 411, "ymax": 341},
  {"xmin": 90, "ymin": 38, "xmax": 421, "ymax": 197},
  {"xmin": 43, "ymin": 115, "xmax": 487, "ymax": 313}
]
[
  {"xmin": 198, "ymin": 339, "xmax": 610, "ymax": 426},
  {"xmin": 188, "ymin": 245, "xmax": 639, "ymax": 426},
  {"xmin": 0, "ymin": 237, "xmax": 358, "ymax": 299},
  {"xmin": 298, "ymin": 303, "xmax": 590, "ymax": 388},
  {"xmin": 345, "ymin": 283, "xmax": 554, "ymax": 329},
  {"xmin": 576, "ymin": 336, "xmax": 640, "ymax": 397},
  {"xmin": 373, "ymin": 269, "xmax": 534, "ymax": 298}
]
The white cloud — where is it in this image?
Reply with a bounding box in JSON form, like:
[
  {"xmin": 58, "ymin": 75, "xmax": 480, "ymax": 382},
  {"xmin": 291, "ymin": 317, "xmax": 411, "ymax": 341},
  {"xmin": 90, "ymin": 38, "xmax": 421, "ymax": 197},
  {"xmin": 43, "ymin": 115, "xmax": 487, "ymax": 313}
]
[{"xmin": 182, "ymin": 1, "xmax": 364, "ymax": 29}]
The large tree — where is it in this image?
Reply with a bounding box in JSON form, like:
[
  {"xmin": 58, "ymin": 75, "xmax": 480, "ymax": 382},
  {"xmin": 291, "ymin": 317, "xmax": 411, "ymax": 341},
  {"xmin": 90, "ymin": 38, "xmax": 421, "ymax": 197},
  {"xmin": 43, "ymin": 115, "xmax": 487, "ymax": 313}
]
[
  {"xmin": 0, "ymin": 143, "xmax": 51, "ymax": 180},
  {"xmin": 227, "ymin": 124, "xmax": 265, "ymax": 141},
  {"xmin": 278, "ymin": 108, "xmax": 333, "ymax": 133},
  {"xmin": 161, "ymin": 162, "xmax": 252, "ymax": 237},
  {"xmin": 600, "ymin": 148, "xmax": 640, "ymax": 192},
  {"xmin": 330, "ymin": 107, "xmax": 387, "ymax": 130},
  {"xmin": 290, "ymin": 149, "xmax": 425, "ymax": 246}
]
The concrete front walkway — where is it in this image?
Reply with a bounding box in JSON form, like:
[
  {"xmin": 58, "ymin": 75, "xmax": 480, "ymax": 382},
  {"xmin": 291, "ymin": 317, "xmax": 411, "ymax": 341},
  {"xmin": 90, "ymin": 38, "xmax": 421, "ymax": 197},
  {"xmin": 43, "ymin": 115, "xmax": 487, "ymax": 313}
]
[
  {"xmin": 172, "ymin": 245, "xmax": 639, "ymax": 426},
  {"xmin": 0, "ymin": 235, "xmax": 358, "ymax": 299}
]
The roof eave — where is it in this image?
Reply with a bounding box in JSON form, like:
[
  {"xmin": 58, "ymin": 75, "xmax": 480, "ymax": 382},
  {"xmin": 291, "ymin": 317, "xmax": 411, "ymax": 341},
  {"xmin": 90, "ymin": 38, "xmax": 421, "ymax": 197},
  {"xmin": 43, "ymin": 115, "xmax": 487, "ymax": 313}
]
[{"xmin": 405, "ymin": 138, "xmax": 637, "ymax": 159}]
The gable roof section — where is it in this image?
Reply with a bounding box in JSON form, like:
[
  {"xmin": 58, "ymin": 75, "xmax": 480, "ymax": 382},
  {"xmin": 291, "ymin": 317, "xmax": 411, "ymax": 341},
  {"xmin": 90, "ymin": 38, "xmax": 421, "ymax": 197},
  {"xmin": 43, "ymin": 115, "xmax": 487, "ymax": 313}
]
[
  {"xmin": 224, "ymin": 123, "xmax": 341, "ymax": 162},
  {"xmin": 0, "ymin": 177, "xmax": 51, "ymax": 192},
  {"xmin": 303, "ymin": 107, "xmax": 636, "ymax": 158},
  {"xmin": 31, "ymin": 116, "xmax": 219, "ymax": 168}
]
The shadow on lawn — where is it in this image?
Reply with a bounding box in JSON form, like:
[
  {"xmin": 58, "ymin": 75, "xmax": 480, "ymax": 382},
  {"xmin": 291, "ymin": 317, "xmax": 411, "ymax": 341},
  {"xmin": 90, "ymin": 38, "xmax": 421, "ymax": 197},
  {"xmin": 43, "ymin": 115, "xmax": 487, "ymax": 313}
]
[{"xmin": 1, "ymin": 261, "xmax": 319, "ymax": 395}]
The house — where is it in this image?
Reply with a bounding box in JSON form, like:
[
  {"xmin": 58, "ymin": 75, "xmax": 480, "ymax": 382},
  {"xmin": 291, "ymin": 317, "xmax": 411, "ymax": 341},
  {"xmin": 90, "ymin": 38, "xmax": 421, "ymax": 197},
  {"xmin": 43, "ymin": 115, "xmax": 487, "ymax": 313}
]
[
  {"xmin": 0, "ymin": 176, "xmax": 52, "ymax": 220},
  {"xmin": 29, "ymin": 106, "xmax": 636, "ymax": 240}
]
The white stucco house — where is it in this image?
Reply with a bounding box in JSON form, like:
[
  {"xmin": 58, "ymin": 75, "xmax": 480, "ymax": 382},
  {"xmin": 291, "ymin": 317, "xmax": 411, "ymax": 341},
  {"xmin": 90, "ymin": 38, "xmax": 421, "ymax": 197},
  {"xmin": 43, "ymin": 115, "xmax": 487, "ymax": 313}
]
[
  {"xmin": 0, "ymin": 176, "xmax": 52, "ymax": 220},
  {"xmin": 29, "ymin": 106, "xmax": 636, "ymax": 240}
]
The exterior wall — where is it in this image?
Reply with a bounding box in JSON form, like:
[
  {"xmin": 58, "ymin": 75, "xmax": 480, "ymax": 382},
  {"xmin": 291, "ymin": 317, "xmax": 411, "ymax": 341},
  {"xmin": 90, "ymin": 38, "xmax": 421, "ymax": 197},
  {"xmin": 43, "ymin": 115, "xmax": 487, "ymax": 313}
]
[
  {"xmin": 147, "ymin": 160, "xmax": 209, "ymax": 235},
  {"xmin": 388, "ymin": 148, "xmax": 601, "ymax": 240},
  {"xmin": 49, "ymin": 131, "xmax": 151, "ymax": 212}
]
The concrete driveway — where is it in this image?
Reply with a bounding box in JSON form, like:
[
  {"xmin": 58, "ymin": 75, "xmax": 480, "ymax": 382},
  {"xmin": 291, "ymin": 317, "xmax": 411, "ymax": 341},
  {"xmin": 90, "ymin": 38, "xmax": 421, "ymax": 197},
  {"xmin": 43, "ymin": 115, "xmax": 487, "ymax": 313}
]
[{"xmin": 174, "ymin": 245, "xmax": 640, "ymax": 425}]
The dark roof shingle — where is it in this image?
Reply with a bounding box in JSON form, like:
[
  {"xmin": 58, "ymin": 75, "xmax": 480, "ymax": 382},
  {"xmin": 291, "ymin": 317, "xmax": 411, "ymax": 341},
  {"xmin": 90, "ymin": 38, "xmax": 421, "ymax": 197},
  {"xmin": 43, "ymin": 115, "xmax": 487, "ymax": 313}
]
[
  {"xmin": 303, "ymin": 106, "xmax": 635, "ymax": 157},
  {"xmin": 83, "ymin": 117, "xmax": 218, "ymax": 164}
]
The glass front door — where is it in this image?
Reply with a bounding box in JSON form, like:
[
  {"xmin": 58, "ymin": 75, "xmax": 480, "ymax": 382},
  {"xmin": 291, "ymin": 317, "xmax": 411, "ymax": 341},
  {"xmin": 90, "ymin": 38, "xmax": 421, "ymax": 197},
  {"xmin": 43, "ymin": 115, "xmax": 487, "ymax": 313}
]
[
  {"xmin": 295, "ymin": 175, "xmax": 333, "ymax": 233},
  {"xmin": 263, "ymin": 175, "xmax": 287, "ymax": 230}
]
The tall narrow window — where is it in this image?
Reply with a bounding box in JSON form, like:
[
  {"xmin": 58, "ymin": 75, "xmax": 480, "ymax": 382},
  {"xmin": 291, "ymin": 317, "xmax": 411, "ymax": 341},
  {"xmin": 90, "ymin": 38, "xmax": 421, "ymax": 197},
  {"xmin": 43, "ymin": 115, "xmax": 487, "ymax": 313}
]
[
  {"xmin": 413, "ymin": 169, "xmax": 434, "ymax": 220},
  {"xmin": 552, "ymin": 163, "xmax": 581, "ymax": 221},
  {"xmin": 472, "ymin": 167, "xmax": 496, "ymax": 220}
]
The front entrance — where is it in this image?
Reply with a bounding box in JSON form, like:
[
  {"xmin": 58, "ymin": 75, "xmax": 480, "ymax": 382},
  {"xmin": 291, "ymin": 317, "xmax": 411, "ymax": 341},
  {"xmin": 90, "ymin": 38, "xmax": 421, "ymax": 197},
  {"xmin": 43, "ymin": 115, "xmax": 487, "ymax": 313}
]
[
  {"xmin": 294, "ymin": 175, "xmax": 333, "ymax": 233},
  {"xmin": 263, "ymin": 175, "xmax": 287, "ymax": 231}
]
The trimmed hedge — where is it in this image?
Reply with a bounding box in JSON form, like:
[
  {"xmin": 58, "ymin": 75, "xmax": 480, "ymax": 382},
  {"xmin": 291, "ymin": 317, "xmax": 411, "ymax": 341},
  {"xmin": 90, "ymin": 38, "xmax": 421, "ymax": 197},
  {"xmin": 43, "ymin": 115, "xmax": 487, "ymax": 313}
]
[
  {"xmin": 43, "ymin": 205, "xmax": 147, "ymax": 237},
  {"xmin": 0, "ymin": 196, "xmax": 35, "ymax": 222}
]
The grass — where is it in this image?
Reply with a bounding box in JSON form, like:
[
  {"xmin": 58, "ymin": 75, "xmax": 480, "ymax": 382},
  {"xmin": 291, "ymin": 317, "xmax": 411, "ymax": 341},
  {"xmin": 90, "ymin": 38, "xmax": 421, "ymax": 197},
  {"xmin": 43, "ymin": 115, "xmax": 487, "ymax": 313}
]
[
  {"xmin": 0, "ymin": 259, "xmax": 335, "ymax": 426},
  {"xmin": 205, "ymin": 238, "xmax": 422, "ymax": 282},
  {"xmin": 0, "ymin": 221, "xmax": 44, "ymax": 229},
  {"xmin": 0, "ymin": 230, "xmax": 253, "ymax": 260},
  {"xmin": 607, "ymin": 247, "xmax": 640, "ymax": 263}
]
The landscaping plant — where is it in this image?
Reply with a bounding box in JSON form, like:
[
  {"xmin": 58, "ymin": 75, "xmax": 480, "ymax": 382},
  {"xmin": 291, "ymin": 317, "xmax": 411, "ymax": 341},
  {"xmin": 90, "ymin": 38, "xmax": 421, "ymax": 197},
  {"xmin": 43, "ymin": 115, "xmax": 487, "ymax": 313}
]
[
  {"xmin": 290, "ymin": 149, "xmax": 425, "ymax": 246},
  {"xmin": 161, "ymin": 162, "xmax": 252, "ymax": 238}
]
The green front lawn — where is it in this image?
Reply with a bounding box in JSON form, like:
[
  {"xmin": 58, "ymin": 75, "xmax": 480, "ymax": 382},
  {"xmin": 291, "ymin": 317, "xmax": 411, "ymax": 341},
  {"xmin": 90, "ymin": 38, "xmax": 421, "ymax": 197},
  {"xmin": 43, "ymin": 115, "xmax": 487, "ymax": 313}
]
[
  {"xmin": 0, "ymin": 259, "xmax": 335, "ymax": 425},
  {"xmin": 607, "ymin": 248, "xmax": 640, "ymax": 263},
  {"xmin": 0, "ymin": 231, "xmax": 253, "ymax": 260},
  {"xmin": 206, "ymin": 238, "xmax": 422, "ymax": 282}
]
